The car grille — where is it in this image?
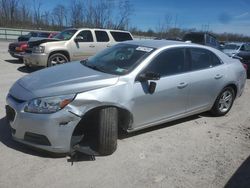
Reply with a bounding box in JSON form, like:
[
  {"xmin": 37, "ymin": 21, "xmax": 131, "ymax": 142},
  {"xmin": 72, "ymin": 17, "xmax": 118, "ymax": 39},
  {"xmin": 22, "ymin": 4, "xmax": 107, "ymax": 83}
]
[
  {"xmin": 25, "ymin": 48, "xmax": 32, "ymax": 54},
  {"xmin": 9, "ymin": 44, "xmax": 16, "ymax": 52},
  {"xmin": 6, "ymin": 105, "xmax": 16, "ymax": 122}
]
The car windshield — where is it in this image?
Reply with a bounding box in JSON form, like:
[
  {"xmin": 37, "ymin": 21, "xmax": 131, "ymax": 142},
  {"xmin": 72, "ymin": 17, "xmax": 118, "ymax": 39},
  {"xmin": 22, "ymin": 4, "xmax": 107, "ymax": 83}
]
[
  {"xmin": 53, "ymin": 29, "xmax": 77, "ymax": 40},
  {"xmin": 81, "ymin": 43, "xmax": 155, "ymax": 75},
  {"xmin": 223, "ymin": 44, "xmax": 241, "ymax": 50}
]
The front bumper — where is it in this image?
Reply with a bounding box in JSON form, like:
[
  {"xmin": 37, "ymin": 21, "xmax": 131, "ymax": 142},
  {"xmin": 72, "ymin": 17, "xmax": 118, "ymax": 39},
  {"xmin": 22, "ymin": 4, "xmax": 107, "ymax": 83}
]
[
  {"xmin": 6, "ymin": 95, "xmax": 82, "ymax": 153},
  {"xmin": 8, "ymin": 50, "xmax": 25, "ymax": 59},
  {"xmin": 23, "ymin": 53, "xmax": 48, "ymax": 67}
]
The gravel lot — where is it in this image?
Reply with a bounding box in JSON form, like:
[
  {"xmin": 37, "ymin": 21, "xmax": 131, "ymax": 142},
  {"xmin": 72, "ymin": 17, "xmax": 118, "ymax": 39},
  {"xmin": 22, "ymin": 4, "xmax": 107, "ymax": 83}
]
[{"xmin": 0, "ymin": 40, "xmax": 249, "ymax": 188}]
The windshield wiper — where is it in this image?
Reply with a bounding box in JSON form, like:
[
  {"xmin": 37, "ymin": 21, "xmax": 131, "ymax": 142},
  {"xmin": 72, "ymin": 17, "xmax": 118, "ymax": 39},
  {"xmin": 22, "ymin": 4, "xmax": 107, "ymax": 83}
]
[{"xmin": 81, "ymin": 60, "xmax": 107, "ymax": 73}]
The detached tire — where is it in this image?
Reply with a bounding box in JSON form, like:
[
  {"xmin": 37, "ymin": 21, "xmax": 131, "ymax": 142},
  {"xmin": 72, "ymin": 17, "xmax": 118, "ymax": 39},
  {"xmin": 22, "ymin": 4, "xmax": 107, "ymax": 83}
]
[
  {"xmin": 47, "ymin": 53, "xmax": 68, "ymax": 67},
  {"xmin": 98, "ymin": 107, "xmax": 118, "ymax": 155},
  {"xmin": 210, "ymin": 87, "xmax": 235, "ymax": 116}
]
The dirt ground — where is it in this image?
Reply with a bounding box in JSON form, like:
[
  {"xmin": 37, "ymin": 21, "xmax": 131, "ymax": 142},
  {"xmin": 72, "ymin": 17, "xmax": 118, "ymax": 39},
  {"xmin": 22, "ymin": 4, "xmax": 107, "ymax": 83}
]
[{"xmin": 0, "ymin": 40, "xmax": 249, "ymax": 188}]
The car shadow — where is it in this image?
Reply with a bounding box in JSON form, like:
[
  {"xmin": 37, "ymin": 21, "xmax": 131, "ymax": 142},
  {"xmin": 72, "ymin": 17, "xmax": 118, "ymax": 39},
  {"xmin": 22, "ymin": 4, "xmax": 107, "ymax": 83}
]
[
  {"xmin": 119, "ymin": 114, "xmax": 201, "ymax": 139},
  {"xmin": 0, "ymin": 116, "xmax": 94, "ymax": 162},
  {"xmin": 17, "ymin": 65, "xmax": 43, "ymax": 73},
  {"xmin": 224, "ymin": 155, "xmax": 250, "ymax": 188},
  {"xmin": 5, "ymin": 59, "xmax": 23, "ymax": 64}
]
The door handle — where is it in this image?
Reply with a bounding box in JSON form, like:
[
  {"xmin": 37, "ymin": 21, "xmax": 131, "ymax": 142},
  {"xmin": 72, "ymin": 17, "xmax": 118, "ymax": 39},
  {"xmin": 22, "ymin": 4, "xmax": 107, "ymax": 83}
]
[
  {"xmin": 89, "ymin": 45, "xmax": 95, "ymax": 48},
  {"xmin": 215, "ymin": 74, "xmax": 223, "ymax": 79},
  {"xmin": 177, "ymin": 82, "xmax": 188, "ymax": 89}
]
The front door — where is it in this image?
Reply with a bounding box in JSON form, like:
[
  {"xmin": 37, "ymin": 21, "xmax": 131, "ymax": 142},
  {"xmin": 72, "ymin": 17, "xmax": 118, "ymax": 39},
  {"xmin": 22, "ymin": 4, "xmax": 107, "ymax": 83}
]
[
  {"xmin": 71, "ymin": 30, "xmax": 96, "ymax": 60},
  {"xmin": 131, "ymin": 48, "xmax": 189, "ymax": 128}
]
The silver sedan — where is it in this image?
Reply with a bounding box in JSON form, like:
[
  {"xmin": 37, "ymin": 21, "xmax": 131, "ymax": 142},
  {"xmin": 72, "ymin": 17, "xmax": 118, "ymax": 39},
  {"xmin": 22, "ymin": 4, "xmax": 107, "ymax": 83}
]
[{"xmin": 6, "ymin": 40, "xmax": 246, "ymax": 155}]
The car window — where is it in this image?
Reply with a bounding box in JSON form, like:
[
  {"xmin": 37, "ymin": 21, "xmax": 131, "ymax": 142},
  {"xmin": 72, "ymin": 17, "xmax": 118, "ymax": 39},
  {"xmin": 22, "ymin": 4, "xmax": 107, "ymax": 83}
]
[
  {"xmin": 95, "ymin": 31, "xmax": 110, "ymax": 42},
  {"xmin": 224, "ymin": 44, "xmax": 241, "ymax": 50},
  {"xmin": 183, "ymin": 33, "xmax": 204, "ymax": 44},
  {"xmin": 240, "ymin": 44, "xmax": 250, "ymax": 51},
  {"xmin": 76, "ymin": 30, "xmax": 94, "ymax": 42},
  {"xmin": 38, "ymin": 32, "xmax": 50, "ymax": 38},
  {"xmin": 110, "ymin": 31, "xmax": 133, "ymax": 41},
  {"xmin": 144, "ymin": 48, "xmax": 185, "ymax": 77},
  {"xmin": 30, "ymin": 32, "xmax": 37, "ymax": 37},
  {"xmin": 189, "ymin": 48, "xmax": 221, "ymax": 71},
  {"xmin": 54, "ymin": 29, "xmax": 77, "ymax": 40}
]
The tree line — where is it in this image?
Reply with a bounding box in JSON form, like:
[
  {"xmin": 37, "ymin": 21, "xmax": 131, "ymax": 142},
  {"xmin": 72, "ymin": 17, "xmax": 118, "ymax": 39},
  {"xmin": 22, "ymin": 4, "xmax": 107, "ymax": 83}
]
[
  {"xmin": 0, "ymin": 0, "xmax": 132, "ymax": 30},
  {"xmin": 0, "ymin": 0, "xmax": 249, "ymax": 42}
]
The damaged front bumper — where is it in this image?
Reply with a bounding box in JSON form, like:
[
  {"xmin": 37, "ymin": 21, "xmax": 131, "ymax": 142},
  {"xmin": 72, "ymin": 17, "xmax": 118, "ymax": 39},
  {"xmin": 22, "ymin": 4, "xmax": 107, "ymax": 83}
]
[{"xmin": 6, "ymin": 95, "xmax": 82, "ymax": 153}]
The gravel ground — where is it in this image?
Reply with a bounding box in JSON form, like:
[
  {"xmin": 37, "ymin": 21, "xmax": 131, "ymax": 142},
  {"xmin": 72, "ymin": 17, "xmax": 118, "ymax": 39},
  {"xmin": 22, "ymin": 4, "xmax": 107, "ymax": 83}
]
[{"xmin": 0, "ymin": 41, "xmax": 249, "ymax": 188}]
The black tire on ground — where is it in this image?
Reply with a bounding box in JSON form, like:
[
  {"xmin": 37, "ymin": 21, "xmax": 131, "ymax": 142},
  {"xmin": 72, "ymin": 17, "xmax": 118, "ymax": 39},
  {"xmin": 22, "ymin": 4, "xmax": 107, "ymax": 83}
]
[
  {"xmin": 210, "ymin": 87, "xmax": 235, "ymax": 116},
  {"xmin": 98, "ymin": 107, "xmax": 118, "ymax": 155},
  {"xmin": 18, "ymin": 57, "xmax": 23, "ymax": 62},
  {"xmin": 47, "ymin": 53, "xmax": 68, "ymax": 67}
]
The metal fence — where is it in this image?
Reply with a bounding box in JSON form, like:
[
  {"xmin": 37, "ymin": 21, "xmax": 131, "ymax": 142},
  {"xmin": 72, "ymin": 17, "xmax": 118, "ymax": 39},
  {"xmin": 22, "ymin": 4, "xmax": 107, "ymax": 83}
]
[
  {"xmin": 0, "ymin": 27, "xmax": 57, "ymax": 41},
  {"xmin": 0, "ymin": 27, "xmax": 155, "ymax": 41}
]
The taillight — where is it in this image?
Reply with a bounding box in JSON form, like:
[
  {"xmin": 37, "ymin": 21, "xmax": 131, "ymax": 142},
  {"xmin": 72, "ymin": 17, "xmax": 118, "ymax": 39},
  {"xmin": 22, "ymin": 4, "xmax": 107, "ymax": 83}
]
[{"xmin": 242, "ymin": 63, "xmax": 248, "ymax": 71}]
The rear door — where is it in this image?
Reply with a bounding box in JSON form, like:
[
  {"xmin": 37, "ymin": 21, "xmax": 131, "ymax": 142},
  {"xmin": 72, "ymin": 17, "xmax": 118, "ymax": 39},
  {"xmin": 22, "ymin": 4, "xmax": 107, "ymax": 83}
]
[
  {"xmin": 94, "ymin": 30, "xmax": 112, "ymax": 52},
  {"xmin": 185, "ymin": 47, "xmax": 225, "ymax": 112}
]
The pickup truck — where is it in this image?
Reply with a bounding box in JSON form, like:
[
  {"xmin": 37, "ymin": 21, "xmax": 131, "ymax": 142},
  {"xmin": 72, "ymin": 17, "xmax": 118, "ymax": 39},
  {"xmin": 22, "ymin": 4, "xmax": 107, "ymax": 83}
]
[{"xmin": 23, "ymin": 28, "xmax": 133, "ymax": 67}]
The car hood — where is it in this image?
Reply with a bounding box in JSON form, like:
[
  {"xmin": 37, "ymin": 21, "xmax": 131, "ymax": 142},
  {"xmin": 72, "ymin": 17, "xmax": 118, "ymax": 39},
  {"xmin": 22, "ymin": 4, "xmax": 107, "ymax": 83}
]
[
  {"xmin": 28, "ymin": 38, "xmax": 60, "ymax": 48},
  {"xmin": 10, "ymin": 62, "xmax": 119, "ymax": 101}
]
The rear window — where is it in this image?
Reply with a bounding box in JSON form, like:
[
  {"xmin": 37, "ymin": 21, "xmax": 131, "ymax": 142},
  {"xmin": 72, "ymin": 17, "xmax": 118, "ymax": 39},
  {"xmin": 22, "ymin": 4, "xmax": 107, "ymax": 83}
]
[
  {"xmin": 183, "ymin": 34, "xmax": 204, "ymax": 44},
  {"xmin": 110, "ymin": 31, "xmax": 133, "ymax": 42}
]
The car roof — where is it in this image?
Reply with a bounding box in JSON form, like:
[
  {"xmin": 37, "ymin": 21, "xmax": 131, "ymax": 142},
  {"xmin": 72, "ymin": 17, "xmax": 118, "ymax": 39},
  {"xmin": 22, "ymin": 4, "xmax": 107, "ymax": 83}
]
[
  {"xmin": 123, "ymin": 39, "xmax": 193, "ymax": 49},
  {"xmin": 64, "ymin": 28, "xmax": 130, "ymax": 33}
]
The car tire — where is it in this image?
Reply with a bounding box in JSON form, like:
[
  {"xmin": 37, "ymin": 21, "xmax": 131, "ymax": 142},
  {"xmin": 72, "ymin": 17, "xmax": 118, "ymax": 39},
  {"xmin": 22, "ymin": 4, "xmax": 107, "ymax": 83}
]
[
  {"xmin": 98, "ymin": 107, "xmax": 118, "ymax": 155},
  {"xmin": 211, "ymin": 87, "xmax": 235, "ymax": 116},
  {"xmin": 47, "ymin": 53, "xmax": 68, "ymax": 67}
]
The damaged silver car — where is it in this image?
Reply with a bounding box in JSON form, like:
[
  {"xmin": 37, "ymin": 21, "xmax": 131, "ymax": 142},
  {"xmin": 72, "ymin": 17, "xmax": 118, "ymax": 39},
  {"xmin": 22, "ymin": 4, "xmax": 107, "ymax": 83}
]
[{"xmin": 6, "ymin": 40, "xmax": 246, "ymax": 155}]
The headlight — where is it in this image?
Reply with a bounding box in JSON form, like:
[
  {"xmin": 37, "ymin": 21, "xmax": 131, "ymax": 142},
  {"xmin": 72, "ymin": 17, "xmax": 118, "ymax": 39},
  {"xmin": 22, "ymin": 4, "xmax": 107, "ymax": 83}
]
[
  {"xmin": 24, "ymin": 94, "xmax": 75, "ymax": 114},
  {"xmin": 32, "ymin": 46, "xmax": 45, "ymax": 53}
]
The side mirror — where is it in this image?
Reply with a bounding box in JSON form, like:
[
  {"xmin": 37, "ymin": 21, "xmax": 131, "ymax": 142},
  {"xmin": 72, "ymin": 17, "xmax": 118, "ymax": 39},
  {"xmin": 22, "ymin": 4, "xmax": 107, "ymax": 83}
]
[
  {"xmin": 137, "ymin": 72, "xmax": 161, "ymax": 82},
  {"xmin": 74, "ymin": 36, "xmax": 82, "ymax": 43}
]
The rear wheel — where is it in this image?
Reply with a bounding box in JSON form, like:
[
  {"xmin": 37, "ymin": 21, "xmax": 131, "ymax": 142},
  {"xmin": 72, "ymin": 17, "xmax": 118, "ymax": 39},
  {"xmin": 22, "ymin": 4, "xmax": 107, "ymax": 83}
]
[
  {"xmin": 47, "ymin": 53, "xmax": 68, "ymax": 67},
  {"xmin": 98, "ymin": 107, "xmax": 118, "ymax": 155},
  {"xmin": 211, "ymin": 87, "xmax": 235, "ymax": 116}
]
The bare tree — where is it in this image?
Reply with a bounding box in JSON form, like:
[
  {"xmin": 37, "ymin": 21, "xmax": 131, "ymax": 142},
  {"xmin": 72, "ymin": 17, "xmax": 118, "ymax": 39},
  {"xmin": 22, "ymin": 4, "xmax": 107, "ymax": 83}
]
[
  {"xmin": 19, "ymin": 1, "xmax": 31, "ymax": 24},
  {"xmin": 114, "ymin": 0, "xmax": 133, "ymax": 29},
  {"xmin": 70, "ymin": 0, "xmax": 84, "ymax": 27},
  {"xmin": 52, "ymin": 4, "xmax": 67, "ymax": 28},
  {"xmin": 33, "ymin": 0, "xmax": 43, "ymax": 28}
]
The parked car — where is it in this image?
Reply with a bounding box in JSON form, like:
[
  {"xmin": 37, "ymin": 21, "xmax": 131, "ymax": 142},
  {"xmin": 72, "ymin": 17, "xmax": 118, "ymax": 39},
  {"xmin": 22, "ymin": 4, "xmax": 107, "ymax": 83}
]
[
  {"xmin": 221, "ymin": 42, "xmax": 243, "ymax": 57},
  {"xmin": 8, "ymin": 41, "xmax": 28, "ymax": 60},
  {"xmin": 17, "ymin": 31, "xmax": 54, "ymax": 42},
  {"xmin": 6, "ymin": 40, "xmax": 246, "ymax": 155},
  {"xmin": 234, "ymin": 43, "xmax": 250, "ymax": 75},
  {"xmin": 8, "ymin": 32, "xmax": 58, "ymax": 60},
  {"xmin": 23, "ymin": 28, "xmax": 133, "ymax": 67},
  {"xmin": 183, "ymin": 32, "xmax": 220, "ymax": 49}
]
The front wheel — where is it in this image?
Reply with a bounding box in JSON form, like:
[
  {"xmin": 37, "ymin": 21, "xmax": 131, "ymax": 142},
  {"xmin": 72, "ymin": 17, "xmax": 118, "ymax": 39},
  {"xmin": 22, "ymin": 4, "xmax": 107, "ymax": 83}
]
[
  {"xmin": 98, "ymin": 107, "xmax": 118, "ymax": 155},
  {"xmin": 47, "ymin": 53, "xmax": 68, "ymax": 67},
  {"xmin": 210, "ymin": 87, "xmax": 235, "ymax": 116}
]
